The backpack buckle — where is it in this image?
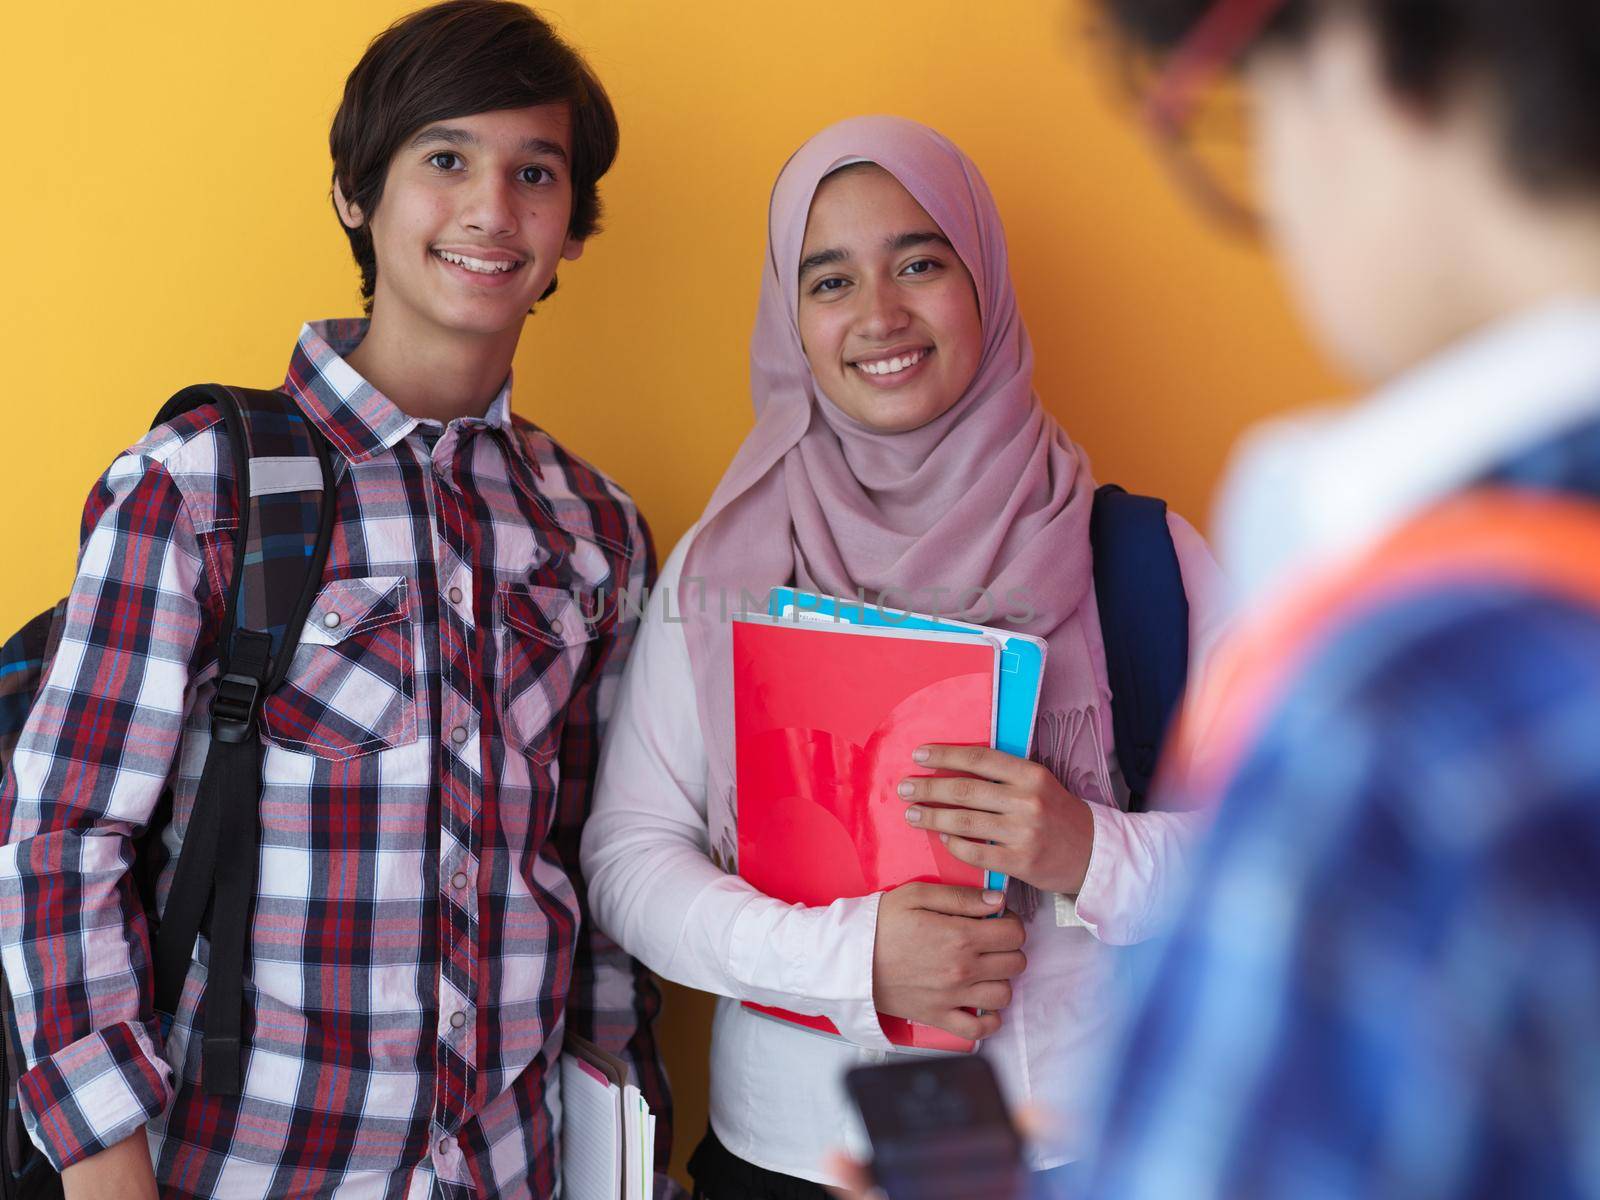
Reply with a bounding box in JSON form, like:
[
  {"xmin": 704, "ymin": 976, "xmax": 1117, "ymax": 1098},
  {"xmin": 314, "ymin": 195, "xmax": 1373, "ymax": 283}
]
[{"xmin": 210, "ymin": 673, "xmax": 262, "ymax": 743}]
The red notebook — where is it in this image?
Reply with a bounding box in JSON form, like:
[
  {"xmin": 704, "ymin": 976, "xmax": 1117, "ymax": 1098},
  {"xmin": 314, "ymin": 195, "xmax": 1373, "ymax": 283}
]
[{"xmin": 732, "ymin": 614, "xmax": 1000, "ymax": 1053}]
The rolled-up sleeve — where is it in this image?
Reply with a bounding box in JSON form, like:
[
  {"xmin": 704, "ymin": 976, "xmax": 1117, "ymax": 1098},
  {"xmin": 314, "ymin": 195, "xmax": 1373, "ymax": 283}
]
[{"xmin": 0, "ymin": 451, "xmax": 208, "ymax": 1169}]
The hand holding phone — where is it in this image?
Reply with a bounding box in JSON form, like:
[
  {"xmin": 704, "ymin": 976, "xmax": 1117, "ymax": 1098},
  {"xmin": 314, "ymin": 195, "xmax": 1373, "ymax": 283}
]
[{"xmin": 844, "ymin": 1055, "xmax": 1026, "ymax": 1200}]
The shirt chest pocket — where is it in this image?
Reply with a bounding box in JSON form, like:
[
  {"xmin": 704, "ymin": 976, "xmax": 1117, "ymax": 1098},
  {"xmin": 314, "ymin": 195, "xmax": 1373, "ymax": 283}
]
[
  {"xmin": 497, "ymin": 583, "xmax": 597, "ymax": 766},
  {"xmin": 260, "ymin": 575, "xmax": 419, "ymax": 760}
]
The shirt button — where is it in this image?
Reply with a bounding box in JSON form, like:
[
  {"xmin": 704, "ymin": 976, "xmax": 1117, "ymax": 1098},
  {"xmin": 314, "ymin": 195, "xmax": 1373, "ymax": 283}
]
[
  {"xmin": 450, "ymin": 726, "xmax": 468, "ymax": 745},
  {"xmin": 448, "ymin": 586, "xmax": 463, "ymax": 605},
  {"xmin": 450, "ymin": 1010, "xmax": 467, "ymax": 1029},
  {"xmin": 437, "ymin": 1136, "xmax": 455, "ymax": 1156},
  {"xmin": 451, "ymin": 872, "xmax": 469, "ymax": 890},
  {"xmin": 322, "ymin": 611, "xmax": 341, "ymax": 629},
  {"xmin": 549, "ymin": 618, "xmax": 563, "ymax": 635}
]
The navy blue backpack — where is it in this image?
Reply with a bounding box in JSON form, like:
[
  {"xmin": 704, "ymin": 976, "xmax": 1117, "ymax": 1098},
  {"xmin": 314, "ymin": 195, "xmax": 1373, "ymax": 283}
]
[{"xmin": 1090, "ymin": 484, "xmax": 1192, "ymax": 811}]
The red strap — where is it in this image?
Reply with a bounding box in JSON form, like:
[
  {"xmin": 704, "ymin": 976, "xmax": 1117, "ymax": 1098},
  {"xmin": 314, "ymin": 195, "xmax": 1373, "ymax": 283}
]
[{"xmin": 1145, "ymin": 0, "xmax": 1288, "ymax": 132}]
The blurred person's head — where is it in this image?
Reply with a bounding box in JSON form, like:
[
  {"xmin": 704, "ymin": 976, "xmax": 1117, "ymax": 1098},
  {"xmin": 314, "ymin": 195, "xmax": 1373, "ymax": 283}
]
[{"xmin": 1101, "ymin": 0, "xmax": 1600, "ymax": 382}]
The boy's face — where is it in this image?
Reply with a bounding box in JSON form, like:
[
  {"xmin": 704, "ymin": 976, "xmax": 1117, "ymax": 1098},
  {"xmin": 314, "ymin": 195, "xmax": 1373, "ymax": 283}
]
[{"xmin": 343, "ymin": 104, "xmax": 584, "ymax": 341}]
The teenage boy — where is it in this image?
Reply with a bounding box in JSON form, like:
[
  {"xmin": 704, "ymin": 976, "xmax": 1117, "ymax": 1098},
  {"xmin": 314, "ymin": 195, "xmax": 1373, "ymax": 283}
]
[{"xmin": 0, "ymin": 3, "xmax": 671, "ymax": 1197}]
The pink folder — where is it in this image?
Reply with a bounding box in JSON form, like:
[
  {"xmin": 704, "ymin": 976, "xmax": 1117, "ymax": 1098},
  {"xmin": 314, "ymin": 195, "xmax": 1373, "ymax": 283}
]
[{"xmin": 733, "ymin": 615, "xmax": 999, "ymax": 1053}]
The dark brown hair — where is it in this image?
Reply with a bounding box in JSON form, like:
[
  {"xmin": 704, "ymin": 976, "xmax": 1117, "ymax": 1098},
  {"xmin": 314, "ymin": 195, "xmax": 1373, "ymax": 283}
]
[
  {"xmin": 329, "ymin": 0, "xmax": 620, "ymax": 309},
  {"xmin": 1100, "ymin": 0, "xmax": 1600, "ymax": 196}
]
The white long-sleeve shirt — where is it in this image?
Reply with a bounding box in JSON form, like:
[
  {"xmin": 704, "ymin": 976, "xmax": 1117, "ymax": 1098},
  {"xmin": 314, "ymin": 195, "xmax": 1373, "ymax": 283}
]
[{"xmin": 582, "ymin": 516, "xmax": 1230, "ymax": 1184}]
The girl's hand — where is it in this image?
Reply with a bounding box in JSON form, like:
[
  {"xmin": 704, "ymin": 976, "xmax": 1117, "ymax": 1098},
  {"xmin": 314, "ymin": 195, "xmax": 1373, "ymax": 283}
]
[
  {"xmin": 872, "ymin": 882, "xmax": 1026, "ymax": 1041},
  {"xmin": 899, "ymin": 744, "xmax": 1095, "ymax": 895}
]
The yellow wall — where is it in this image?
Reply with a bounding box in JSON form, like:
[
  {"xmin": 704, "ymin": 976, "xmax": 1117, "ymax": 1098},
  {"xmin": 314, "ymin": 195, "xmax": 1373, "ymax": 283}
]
[{"xmin": 0, "ymin": 0, "xmax": 1346, "ymax": 1185}]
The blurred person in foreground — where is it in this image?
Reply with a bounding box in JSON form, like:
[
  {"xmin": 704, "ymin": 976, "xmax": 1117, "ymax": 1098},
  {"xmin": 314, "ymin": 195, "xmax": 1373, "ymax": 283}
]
[{"xmin": 833, "ymin": 0, "xmax": 1600, "ymax": 1195}]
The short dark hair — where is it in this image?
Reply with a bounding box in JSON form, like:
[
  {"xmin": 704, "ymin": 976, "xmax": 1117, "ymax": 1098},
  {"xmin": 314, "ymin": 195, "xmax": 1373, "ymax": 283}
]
[
  {"xmin": 1100, "ymin": 0, "xmax": 1600, "ymax": 196},
  {"xmin": 329, "ymin": 0, "xmax": 620, "ymax": 309}
]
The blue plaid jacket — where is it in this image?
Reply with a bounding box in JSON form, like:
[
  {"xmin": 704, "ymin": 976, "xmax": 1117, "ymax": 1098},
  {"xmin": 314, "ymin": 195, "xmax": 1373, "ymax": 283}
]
[{"xmin": 1075, "ymin": 415, "xmax": 1600, "ymax": 1199}]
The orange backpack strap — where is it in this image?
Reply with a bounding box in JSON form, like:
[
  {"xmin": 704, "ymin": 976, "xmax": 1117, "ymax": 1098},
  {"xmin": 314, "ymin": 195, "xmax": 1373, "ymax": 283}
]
[{"xmin": 1173, "ymin": 488, "xmax": 1600, "ymax": 801}]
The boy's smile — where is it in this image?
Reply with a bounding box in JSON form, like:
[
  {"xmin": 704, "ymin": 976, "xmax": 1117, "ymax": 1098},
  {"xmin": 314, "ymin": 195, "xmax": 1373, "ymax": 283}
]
[{"xmin": 431, "ymin": 247, "xmax": 526, "ymax": 279}]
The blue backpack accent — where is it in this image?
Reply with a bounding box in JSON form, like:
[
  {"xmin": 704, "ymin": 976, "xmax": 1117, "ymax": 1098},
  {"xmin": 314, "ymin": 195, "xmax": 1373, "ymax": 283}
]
[{"xmin": 1090, "ymin": 485, "xmax": 1191, "ymax": 812}]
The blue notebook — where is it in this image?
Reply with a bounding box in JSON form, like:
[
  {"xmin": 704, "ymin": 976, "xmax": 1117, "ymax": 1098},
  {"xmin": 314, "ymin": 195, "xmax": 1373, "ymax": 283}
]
[{"xmin": 767, "ymin": 587, "xmax": 1048, "ymax": 893}]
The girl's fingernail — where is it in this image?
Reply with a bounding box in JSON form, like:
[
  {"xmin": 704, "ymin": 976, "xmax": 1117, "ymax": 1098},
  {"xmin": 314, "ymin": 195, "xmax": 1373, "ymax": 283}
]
[
  {"xmin": 897, "ymin": 780, "xmax": 914, "ymax": 798},
  {"xmin": 940, "ymin": 832, "xmax": 949, "ymax": 844},
  {"xmin": 912, "ymin": 747, "xmax": 930, "ymax": 763},
  {"xmin": 905, "ymin": 807, "xmax": 923, "ymax": 824},
  {"xmin": 983, "ymin": 890, "xmax": 1003, "ymax": 905}
]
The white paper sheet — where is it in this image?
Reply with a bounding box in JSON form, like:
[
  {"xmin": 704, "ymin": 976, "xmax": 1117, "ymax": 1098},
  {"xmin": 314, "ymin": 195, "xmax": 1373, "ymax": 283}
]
[
  {"xmin": 562, "ymin": 1034, "xmax": 656, "ymax": 1199},
  {"xmin": 622, "ymin": 1083, "xmax": 653, "ymax": 1200},
  {"xmin": 560, "ymin": 1054, "xmax": 622, "ymax": 1200}
]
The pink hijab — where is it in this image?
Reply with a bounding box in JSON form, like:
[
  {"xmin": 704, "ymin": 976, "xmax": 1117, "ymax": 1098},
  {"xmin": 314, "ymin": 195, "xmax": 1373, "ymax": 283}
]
[{"xmin": 684, "ymin": 116, "xmax": 1114, "ymax": 867}]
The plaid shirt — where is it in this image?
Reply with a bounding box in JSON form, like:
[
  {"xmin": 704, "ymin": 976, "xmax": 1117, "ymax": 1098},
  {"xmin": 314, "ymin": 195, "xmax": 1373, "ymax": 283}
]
[
  {"xmin": 1077, "ymin": 416, "xmax": 1600, "ymax": 1199},
  {"xmin": 0, "ymin": 320, "xmax": 671, "ymax": 1198}
]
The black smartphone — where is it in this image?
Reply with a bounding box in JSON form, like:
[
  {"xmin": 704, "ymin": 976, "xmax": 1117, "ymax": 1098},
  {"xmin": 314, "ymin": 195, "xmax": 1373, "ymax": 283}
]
[{"xmin": 844, "ymin": 1055, "xmax": 1026, "ymax": 1200}]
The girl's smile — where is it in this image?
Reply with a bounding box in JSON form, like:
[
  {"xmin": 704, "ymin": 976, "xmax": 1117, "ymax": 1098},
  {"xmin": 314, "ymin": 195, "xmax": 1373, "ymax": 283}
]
[{"xmin": 849, "ymin": 344, "xmax": 933, "ymax": 386}]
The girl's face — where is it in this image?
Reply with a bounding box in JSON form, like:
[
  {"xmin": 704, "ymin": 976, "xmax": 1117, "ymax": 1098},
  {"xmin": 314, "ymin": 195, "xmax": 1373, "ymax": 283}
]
[{"xmin": 796, "ymin": 165, "xmax": 984, "ymax": 434}]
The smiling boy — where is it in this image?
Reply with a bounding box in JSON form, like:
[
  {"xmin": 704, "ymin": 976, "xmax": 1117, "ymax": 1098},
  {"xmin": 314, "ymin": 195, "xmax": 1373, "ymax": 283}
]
[{"xmin": 0, "ymin": 3, "xmax": 671, "ymax": 1198}]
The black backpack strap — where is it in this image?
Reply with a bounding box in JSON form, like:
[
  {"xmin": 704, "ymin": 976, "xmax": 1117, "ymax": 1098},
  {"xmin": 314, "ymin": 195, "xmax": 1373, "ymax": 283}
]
[
  {"xmin": 1090, "ymin": 485, "xmax": 1190, "ymax": 812},
  {"xmin": 147, "ymin": 384, "xmax": 336, "ymax": 1096}
]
